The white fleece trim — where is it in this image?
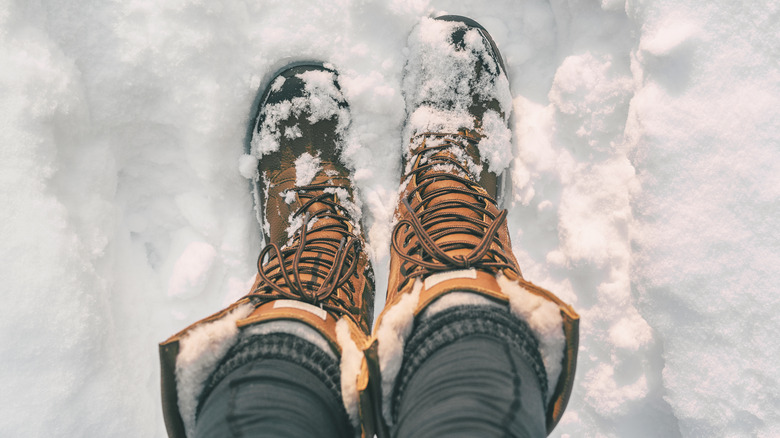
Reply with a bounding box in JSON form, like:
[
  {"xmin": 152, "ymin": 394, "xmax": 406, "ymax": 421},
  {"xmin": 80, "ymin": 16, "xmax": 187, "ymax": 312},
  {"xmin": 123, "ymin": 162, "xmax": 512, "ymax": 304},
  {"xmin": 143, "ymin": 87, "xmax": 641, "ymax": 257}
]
[
  {"xmin": 335, "ymin": 319, "xmax": 363, "ymax": 431},
  {"xmin": 375, "ymin": 280, "xmax": 423, "ymax": 425},
  {"xmin": 496, "ymin": 274, "xmax": 565, "ymax": 403},
  {"xmin": 175, "ymin": 303, "xmax": 254, "ymax": 437}
]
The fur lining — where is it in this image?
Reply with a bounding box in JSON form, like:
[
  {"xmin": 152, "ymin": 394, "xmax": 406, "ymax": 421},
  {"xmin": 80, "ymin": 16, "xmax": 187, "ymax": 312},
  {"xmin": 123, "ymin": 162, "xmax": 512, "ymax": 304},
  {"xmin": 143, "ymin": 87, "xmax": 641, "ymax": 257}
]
[
  {"xmin": 335, "ymin": 319, "xmax": 362, "ymax": 431},
  {"xmin": 496, "ymin": 274, "xmax": 565, "ymax": 402},
  {"xmin": 175, "ymin": 303, "xmax": 254, "ymax": 437},
  {"xmin": 374, "ymin": 280, "xmax": 423, "ymax": 424}
]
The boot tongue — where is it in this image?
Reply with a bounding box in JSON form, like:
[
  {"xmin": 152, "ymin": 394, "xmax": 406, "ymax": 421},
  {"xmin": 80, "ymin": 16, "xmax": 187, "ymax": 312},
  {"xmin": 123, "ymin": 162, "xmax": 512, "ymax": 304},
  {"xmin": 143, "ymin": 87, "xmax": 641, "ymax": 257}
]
[
  {"xmin": 259, "ymin": 159, "xmax": 359, "ymax": 300},
  {"xmin": 414, "ymin": 148, "xmax": 489, "ymax": 263}
]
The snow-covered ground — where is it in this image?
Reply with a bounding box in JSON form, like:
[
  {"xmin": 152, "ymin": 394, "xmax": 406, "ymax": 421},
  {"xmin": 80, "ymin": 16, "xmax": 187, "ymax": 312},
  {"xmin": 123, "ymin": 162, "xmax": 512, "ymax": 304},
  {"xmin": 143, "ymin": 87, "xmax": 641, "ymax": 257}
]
[{"xmin": 1, "ymin": 0, "xmax": 778, "ymax": 436}]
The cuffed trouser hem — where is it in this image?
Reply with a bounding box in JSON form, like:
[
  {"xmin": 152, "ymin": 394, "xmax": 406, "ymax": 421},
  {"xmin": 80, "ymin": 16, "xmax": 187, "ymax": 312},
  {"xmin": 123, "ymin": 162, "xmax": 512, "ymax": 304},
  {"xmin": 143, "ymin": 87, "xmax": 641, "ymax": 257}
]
[
  {"xmin": 194, "ymin": 332, "xmax": 352, "ymax": 438},
  {"xmin": 392, "ymin": 305, "xmax": 548, "ymax": 438}
]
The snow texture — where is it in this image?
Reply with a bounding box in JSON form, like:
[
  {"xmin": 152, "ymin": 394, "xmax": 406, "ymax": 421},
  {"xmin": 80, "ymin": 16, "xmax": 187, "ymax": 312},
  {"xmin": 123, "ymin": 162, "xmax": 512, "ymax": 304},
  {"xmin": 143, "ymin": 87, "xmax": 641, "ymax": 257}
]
[{"xmin": 2, "ymin": 0, "xmax": 779, "ymax": 437}]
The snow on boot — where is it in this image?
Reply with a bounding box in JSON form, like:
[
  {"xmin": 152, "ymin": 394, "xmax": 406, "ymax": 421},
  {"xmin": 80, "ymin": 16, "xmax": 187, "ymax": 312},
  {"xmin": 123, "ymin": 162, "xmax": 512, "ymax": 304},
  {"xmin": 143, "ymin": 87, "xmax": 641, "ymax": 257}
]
[
  {"xmin": 366, "ymin": 16, "xmax": 579, "ymax": 435},
  {"xmin": 159, "ymin": 64, "xmax": 375, "ymax": 438}
]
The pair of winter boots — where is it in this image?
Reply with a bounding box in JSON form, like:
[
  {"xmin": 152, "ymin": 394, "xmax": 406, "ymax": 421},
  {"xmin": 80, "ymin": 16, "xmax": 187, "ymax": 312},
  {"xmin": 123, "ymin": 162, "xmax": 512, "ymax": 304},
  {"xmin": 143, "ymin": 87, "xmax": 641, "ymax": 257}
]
[{"xmin": 159, "ymin": 15, "xmax": 578, "ymax": 438}]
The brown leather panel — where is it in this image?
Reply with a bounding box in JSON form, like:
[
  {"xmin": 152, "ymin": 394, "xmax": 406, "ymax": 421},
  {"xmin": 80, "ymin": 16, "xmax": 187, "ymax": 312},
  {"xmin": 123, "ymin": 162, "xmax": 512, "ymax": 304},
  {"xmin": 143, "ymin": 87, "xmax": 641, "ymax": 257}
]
[
  {"xmin": 160, "ymin": 299, "xmax": 252, "ymax": 346},
  {"xmin": 414, "ymin": 270, "xmax": 510, "ymax": 315},
  {"xmin": 159, "ymin": 341, "xmax": 185, "ymax": 438},
  {"xmin": 546, "ymin": 310, "xmax": 579, "ymax": 433},
  {"xmin": 236, "ymin": 300, "xmax": 343, "ymax": 354}
]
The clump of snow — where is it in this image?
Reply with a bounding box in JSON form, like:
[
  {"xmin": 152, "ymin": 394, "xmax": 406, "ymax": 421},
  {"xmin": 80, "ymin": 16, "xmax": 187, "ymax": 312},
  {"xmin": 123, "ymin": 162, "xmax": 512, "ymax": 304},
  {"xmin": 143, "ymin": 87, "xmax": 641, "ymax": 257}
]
[
  {"xmin": 270, "ymin": 75, "xmax": 286, "ymax": 92},
  {"xmin": 284, "ymin": 211, "xmax": 305, "ymax": 241},
  {"xmin": 284, "ymin": 125, "xmax": 303, "ymax": 139},
  {"xmin": 238, "ymin": 153, "xmax": 259, "ymax": 180},
  {"xmin": 281, "ymin": 190, "xmax": 297, "ymax": 204},
  {"xmin": 324, "ymin": 186, "xmax": 364, "ymax": 233},
  {"xmin": 250, "ymin": 69, "xmax": 351, "ymax": 158},
  {"xmin": 167, "ymin": 241, "xmax": 217, "ymax": 299},
  {"xmin": 402, "ymin": 17, "xmax": 513, "ymax": 173},
  {"xmin": 548, "ymin": 52, "xmax": 634, "ymax": 155},
  {"xmin": 294, "ymin": 152, "xmax": 322, "ymax": 187},
  {"xmin": 477, "ymin": 110, "xmax": 513, "ymax": 173},
  {"xmin": 260, "ymin": 171, "xmax": 273, "ymax": 238}
]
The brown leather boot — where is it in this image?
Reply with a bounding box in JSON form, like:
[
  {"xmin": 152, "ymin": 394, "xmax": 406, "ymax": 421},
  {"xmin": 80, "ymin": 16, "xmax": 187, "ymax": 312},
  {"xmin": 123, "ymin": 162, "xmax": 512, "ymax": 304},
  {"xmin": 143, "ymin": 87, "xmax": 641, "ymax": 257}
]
[
  {"xmin": 159, "ymin": 64, "xmax": 375, "ymax": 438},
  {"xmin": 365, "ymin": 16, "xmax": 579, "ymax": 436}
]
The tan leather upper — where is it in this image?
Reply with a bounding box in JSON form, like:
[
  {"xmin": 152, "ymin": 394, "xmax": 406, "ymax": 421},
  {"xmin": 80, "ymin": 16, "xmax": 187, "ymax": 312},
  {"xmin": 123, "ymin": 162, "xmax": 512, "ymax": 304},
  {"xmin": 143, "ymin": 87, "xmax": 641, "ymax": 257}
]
[
  {"xmin": 375, "ymin": 130, "xmax": 580, "ymax": 435},
  {"xmin": 253, "ymin": 155, "xmax": 375, "ymax": 334},
  {"xmin": 159, "ymin": 64, "xmax": 376, "ymax": 438}
]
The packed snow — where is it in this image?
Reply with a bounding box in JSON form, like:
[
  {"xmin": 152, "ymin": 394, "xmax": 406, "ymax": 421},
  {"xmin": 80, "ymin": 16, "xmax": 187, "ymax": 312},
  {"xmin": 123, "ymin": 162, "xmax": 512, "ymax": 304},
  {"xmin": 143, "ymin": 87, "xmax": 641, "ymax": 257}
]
[{"xmin": 1, "ymin": 0, "xmax": 778, "ymax": 437}]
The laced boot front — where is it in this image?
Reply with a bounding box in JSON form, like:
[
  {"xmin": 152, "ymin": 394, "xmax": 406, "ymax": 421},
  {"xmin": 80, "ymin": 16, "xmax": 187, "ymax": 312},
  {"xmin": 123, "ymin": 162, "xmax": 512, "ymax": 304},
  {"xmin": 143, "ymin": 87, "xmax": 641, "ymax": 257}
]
[
  {"xmin": 366, "ymin": 16, "xmax": 579, "ymax": 436},
  {"xmin": 159, "ymin": 64, "xmax": 375, "ymax": 438},
  {"xmin": 241, "ymin": 144, "xmax": 375, "ymax": 340},
  {"xmin": 389, "ymin": 130, "xmax": 518, "ymax": 296}
]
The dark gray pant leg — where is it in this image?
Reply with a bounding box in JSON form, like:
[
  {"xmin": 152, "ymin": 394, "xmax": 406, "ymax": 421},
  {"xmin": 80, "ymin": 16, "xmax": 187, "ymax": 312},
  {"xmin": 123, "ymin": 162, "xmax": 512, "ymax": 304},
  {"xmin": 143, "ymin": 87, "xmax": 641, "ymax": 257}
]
[
  {"xmin": 194, "ymin": 333, "xmax": 351, "ymax": 438},
  {"xmin": 392, "ymin": 306, "xmax": 548, "ymax": 438}
]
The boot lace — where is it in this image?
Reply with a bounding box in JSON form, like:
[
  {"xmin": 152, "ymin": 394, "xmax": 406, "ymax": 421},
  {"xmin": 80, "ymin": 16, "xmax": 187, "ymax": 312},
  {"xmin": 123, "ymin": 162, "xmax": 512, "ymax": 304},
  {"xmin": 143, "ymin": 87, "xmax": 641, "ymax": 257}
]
[
  {"xmin": 391, "ymin": 132, "xmax": 516, "ymax": 291},
  {"xmin": 248, "ymin": 181, "xmax": 362, "ymax": 322}
]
